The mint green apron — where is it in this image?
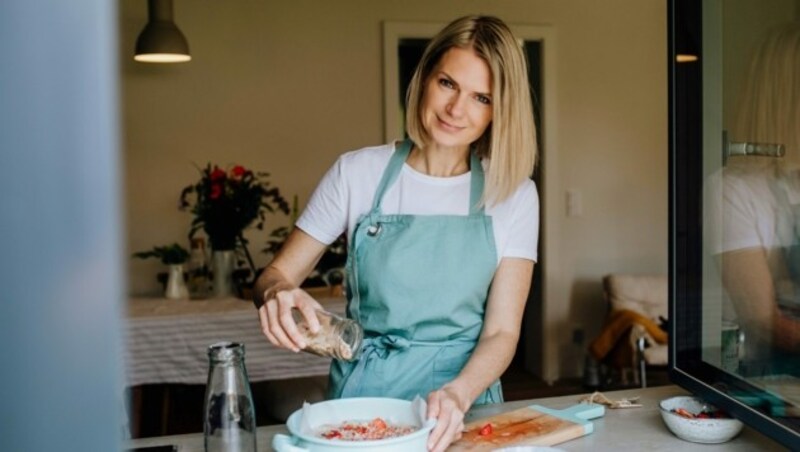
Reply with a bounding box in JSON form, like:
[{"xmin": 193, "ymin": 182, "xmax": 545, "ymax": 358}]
[{"xmin": 328, "ymin": 139, "xmax": 503, "ymax": 405}]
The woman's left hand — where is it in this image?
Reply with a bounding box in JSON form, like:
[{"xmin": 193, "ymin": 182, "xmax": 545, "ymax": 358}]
[{"xmin": 426, "ymin": 385, "xmax": 469, "ymax": 452}]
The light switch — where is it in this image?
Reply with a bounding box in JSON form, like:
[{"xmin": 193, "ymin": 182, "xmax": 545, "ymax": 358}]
[{"xmin": 566, "ymin": 189, "xmax": 582, "ymax": 217}]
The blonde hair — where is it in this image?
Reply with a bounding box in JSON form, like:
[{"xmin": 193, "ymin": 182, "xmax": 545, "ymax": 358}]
[
  {"xmin": 733, "ymin": 22, "xmax": 800, "ymax": 167},
  {"xmin": 405, "ymin": 15, "xmax": 538, "ymax": 206}
]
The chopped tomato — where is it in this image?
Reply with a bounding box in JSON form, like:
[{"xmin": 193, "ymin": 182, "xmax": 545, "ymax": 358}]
[
  {"xmin": 478, "ymin": 423, "xmax": 493, "ymax": 436},
  {"xmin": 672, "ymin": 408, "xmax": 695, "ymax": 419},
  {"xmin": 371, "ymin": 418, "xmax": 388, "ymax": 430},
  {"xmin": 323, "ymin": 430, "xmax": 342, "ymax": 439}
]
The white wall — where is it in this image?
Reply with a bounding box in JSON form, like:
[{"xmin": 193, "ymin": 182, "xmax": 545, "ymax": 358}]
[{"xmin": 120, "ymin": 0, "xmax": 667, "ymax": 381}]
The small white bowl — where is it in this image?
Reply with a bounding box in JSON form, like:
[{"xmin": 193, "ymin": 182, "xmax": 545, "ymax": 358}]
[{"xmin": 659, "ymin": 396, "xmax": 744, "ymax": 444}]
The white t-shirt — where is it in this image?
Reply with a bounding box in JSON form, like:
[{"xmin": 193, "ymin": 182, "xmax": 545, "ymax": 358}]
[
  {"xmin": 296, "ymin": 142, "xmax": 540, "ymax": 264},
  {"xmin": 706, "ymin": 160, "xmax": 795, "ymax": 255},
  {"xmin": 705, "ymin": 158, "xmax": 800, "ymax": 308}
]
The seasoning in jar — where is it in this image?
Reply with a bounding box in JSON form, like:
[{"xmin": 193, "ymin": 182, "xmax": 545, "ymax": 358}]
[{"xmin": 292, "ymin": 308, "xmax": 363, "ymax": 361}]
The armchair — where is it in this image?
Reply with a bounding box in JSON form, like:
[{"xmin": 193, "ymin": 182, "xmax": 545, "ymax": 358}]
[{"xmin": 589, "ymin": 274, "xmax": 668, "ymax": 387}]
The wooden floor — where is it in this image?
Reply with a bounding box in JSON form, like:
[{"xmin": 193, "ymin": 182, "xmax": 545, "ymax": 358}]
[{"xmin": 129, "ymin": 362, "xmax": 671, "ymax": 438}]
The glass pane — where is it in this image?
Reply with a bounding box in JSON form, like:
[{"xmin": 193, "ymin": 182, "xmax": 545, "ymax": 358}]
[{"xmin": 701, "ymin": 0, "xmax": 800, "ymax": 417}]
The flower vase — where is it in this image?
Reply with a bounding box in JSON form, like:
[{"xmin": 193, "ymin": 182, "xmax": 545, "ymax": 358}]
[
  {"xmin": 165, "ymin": 264, "xmax": 190, "ymax": 300},
  {"xmin": 212, "ymin": 250, "xmax": 236, "ymax": 298}
]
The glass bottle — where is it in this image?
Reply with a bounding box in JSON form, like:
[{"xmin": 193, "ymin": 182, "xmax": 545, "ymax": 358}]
[
  {"xmin": 204, "ymin": 342, "xmax": 256, "ymax": 452},
  {"xmin": 292, "ymin": 308, "xmax": 363, "ymax": 361},
  {"xmin": 188, "ymin": 237, "xmax": 210, "ymax": 299}
]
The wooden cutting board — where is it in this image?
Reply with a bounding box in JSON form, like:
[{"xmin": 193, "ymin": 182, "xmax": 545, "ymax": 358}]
[{"xmin": 447, "ymin": 403, "xmax": 604, "ymax": 451}]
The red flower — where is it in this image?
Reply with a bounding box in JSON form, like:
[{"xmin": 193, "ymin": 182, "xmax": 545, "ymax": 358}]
[
  {"xmin": 209, "ymin": 183, "xmax": 222, "ymax": 200},
  {"xmin": 210, "ymin": 167, "xmax": 226, "ymax": 182},
  {"xmin": 230, "ymin": 165, "xmax": 247, "ymax": 179}
]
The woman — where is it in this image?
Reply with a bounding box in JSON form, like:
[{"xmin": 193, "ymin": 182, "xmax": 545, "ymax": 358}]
[{"xmin": 253, "ymin": 15, "xmax": 539, "ymax": 451}]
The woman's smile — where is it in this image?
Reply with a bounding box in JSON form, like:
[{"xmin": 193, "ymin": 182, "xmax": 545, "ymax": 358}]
[{"xmin": 436, "ymin": 115, "xmax": 466, "ymax": 132}]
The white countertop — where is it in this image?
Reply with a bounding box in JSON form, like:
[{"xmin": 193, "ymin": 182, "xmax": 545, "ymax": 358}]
[{"xmin": 126, "ymin": 385, "xmax": 786, "ymax": 451}]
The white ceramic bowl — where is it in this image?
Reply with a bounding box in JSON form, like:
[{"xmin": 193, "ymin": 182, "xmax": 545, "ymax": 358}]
[
  {"xmin": 272, "ymin": 397, "xmax": 436, "ymax": 452},
  {"xmin": 659, "ymin": 396, "xmax": 744, "ymax": 444}
]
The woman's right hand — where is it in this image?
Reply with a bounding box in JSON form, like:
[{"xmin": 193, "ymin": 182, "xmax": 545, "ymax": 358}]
[{"xmin": 257, "ymin": 285, "xmax": 324, "ymax": 352}]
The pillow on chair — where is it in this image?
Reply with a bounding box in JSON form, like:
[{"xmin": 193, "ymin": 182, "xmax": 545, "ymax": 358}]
[
  {"xmin": 604, "ymin": 274, "xmax": 668, "ymax": 323},
  {"xmin": 590, "ymin": 274, "xmax": 669, "ymax": 387}
]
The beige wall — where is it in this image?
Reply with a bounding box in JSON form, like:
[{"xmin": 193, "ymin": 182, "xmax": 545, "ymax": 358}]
[{"xmin": 120, "ymin": 0, "xmax": 668, "ymax": 381}]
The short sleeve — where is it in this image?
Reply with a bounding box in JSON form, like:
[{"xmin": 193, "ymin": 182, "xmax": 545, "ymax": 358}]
[
  {"xmin": 714, "ymin": 171, "xmax": 767, "ymax": 254},
  {"xmin": 502, "ymin": 181, "xmax": 540, "ymax": 262},
  {"xmin": 296, "ymin": 157, "xmax": 348, "ymax": 245}
]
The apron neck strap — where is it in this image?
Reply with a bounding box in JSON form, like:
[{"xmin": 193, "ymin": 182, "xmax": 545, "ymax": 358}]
[
  {"xmin": 371, "ymin": 139, "xmax": 412, "ymax": 211},
  {"xmin": 468, "ymin": 151, "xmax": 485, "ymax": 214},
  {"xmin": 371, "ymin": 139, "xmax": 486, "ymax": 214}
]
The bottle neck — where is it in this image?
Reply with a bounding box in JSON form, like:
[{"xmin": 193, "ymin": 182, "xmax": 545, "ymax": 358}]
[{"xmin": 208, "ymin": 341, "xmax": 245, "ymax": 364}]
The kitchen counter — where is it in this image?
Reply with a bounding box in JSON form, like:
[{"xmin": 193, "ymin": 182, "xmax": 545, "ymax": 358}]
[{"xmin": 126, "ymin": 385, "xmax": 785, "ymax": 451}]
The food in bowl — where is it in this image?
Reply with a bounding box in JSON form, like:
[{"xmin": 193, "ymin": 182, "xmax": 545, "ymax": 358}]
[
  {"xmin": 670, "ymin": 406, "xmax": 731, "ymax": 420},
  {"xmin": 274, "ymin": 397, "xmax": 435, "ymax": 451},
  {"xmin": 659, "ymin": 396, "xmax": 744, "ymax": 444},
  {"xmin": 318, "ymin": 417, "xmax": 418, "ymax": 440}
]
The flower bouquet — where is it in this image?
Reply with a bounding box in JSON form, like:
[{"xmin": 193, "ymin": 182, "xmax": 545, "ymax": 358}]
[{"xmin": 180, "ymin": 164, "xmax": 290, "ymax": 296}]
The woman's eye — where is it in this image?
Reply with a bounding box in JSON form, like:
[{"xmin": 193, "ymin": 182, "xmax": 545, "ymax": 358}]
[
  {"xmin": 439, "ymin": 78, "xmax": 455, "ymax": 89},
  {"xmin": 476, "ymin": 95, "xmax": 492, "ymax": 105}
]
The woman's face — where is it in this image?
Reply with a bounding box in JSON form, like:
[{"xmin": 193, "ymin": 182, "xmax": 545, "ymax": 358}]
[{"xmin": 420, "ymin": 46, "xmax": 494, "ymax": 152}]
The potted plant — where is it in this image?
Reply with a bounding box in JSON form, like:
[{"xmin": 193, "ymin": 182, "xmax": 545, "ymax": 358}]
[
  {"xmin": 179, "ymin": 163, "xmax": 290, "ymax": 297},
  {"xmin": 133, "ymin": 243, "xmax": 191, "ymax": 299}
]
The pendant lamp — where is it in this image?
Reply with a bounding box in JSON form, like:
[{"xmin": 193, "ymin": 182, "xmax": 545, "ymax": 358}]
[
  {"xmin": 674, "ymin": 1, "xmax": 699, "ymax": 63},
  {"xmin": 134, "ymin": 0, "xmax": 191, "ymax": 63}
]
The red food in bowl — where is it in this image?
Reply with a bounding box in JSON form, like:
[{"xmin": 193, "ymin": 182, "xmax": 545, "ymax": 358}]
[
  {"xmin": 274, "ymin": 397, "xmax": 436, "ymax": 451},
  {"xmin": 318, "ymin": 417, "xmax": 417, "ymax": 441}
]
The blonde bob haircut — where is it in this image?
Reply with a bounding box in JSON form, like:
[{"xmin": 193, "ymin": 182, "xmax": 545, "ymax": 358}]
[{"xmin": 405, "ymin": 15, "xmax": 538, "ymax": 206}]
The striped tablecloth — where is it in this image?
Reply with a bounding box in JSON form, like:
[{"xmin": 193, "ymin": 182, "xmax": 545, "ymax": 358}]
[{"xmin": 123, "ymin": 294, "xmax": 346, "ymax": 387}]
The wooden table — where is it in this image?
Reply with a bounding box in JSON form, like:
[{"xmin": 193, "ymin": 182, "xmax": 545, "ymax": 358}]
[{"xmin": 126, "ymin": 385, "xmax": 785, "ymax": 451}]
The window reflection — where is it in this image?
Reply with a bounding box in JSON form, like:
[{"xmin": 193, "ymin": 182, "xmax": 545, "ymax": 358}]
[{"xmin": 706, "ymin": 20, "xmax": 800, "ymax": 416}]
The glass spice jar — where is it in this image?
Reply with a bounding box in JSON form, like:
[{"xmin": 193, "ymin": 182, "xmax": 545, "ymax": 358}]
[{"xmin": 292, "ymin": 308, "xmax": 363, "ymax": 361}]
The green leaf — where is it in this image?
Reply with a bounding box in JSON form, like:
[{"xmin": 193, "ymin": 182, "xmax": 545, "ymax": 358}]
[{"xmin": 132, "ymin": 243, "xmax": 189, "ymax": 265}]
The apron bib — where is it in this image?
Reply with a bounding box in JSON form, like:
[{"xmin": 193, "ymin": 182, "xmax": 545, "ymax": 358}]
[{"xmin": 328, "ymin": 139, "xmax": 502, "ymax": 405}]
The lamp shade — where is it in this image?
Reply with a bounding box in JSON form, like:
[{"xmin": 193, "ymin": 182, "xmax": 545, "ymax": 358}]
[
  {"xmin": 134, "ymin": 0, "xmax": 191, "ymax": 63},
  {"xmin": 674, "ymin": 3, "xmax": 699, "ymax": 63}
]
